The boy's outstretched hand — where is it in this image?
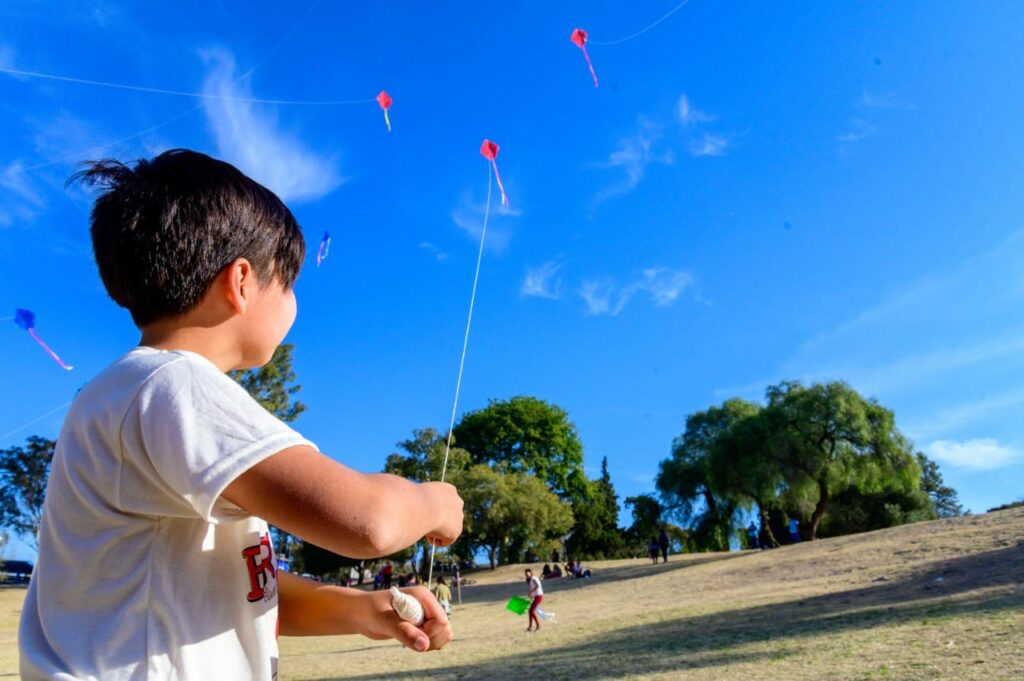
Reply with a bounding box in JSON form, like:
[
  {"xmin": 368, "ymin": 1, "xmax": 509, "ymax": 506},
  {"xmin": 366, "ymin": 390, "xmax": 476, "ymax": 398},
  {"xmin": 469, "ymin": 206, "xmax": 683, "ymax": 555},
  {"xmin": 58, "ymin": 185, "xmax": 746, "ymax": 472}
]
[
  {"xmin": 421, "ymin": 481, "xmax": 464, "ymax": 548},
  {"xmin": 361, "ymin": 587, "xmax": 453, "ymax": 652}
]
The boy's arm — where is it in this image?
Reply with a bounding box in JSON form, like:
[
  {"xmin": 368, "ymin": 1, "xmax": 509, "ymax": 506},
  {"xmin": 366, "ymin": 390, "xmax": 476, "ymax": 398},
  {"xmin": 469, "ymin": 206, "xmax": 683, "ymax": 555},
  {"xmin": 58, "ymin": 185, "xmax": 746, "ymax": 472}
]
[
  {"xmin": 278, "ymin": 572, "xmax": 452, "ymax": 651},
  {"xmin": 222, "ymin": 445, "xmax": 463, "ymax": 558}
]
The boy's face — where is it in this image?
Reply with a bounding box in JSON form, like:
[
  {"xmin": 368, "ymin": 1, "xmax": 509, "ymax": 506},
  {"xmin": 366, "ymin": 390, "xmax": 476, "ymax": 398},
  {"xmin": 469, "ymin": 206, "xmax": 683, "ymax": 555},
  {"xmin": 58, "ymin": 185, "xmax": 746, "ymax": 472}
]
[{"xmin": 239, "ymin": 277, "xmax": 297, "ymax": 369}]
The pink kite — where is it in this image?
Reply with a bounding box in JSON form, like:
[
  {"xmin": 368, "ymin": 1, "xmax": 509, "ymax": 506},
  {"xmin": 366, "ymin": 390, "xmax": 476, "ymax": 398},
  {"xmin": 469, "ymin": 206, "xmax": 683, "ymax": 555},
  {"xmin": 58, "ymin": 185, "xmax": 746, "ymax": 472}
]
[
  {"xmin": 571, "ymin": 29, "xmax": 599, "ymax": 88},
  {"xmin": 479, "ymin": 140, "xmax": 509, "ymax": 208},
  {"xmin": 376, "ymin": 91, "xmax": 393, "ymax": 132},
  {"xmin": 13, "ymin": 308, "xmax": 73, "ymax": 371}
]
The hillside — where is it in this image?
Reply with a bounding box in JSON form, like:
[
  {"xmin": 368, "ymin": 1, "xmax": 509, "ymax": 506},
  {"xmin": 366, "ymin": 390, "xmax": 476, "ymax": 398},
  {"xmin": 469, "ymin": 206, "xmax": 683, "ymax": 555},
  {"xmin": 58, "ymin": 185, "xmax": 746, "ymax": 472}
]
[{"xmin": 2, "ymin": 508, "xmax": 1022, "ymax": 679}]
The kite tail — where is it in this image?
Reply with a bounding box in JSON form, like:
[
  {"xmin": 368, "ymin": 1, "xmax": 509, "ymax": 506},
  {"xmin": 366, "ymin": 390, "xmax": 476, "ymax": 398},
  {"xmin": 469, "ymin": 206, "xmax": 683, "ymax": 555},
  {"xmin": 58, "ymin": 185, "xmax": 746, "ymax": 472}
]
[
  {"xmin": 316, "ymin": 239, "xmax": 330, "ymax": 267},
  {"xmin": 582, "ymin": 47, "xmax": 599, "ymax": 88},
  {"xmin": 490, "ymin": 159, "xmax": 510, "ymax": 208},
  {"xmin": 28, "ymin": 328, "xmax": 73, "ymax": 371},
  {"xmin": 383, "ymin": 109, "xmax": 392, "ymax": 132}
]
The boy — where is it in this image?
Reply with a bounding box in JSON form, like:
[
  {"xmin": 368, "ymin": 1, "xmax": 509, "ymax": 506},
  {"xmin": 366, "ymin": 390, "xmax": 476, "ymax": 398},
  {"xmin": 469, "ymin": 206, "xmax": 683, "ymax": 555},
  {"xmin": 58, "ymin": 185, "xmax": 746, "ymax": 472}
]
[{"xmin": 19, "ymin": 149, "xmax": 464, "ymax": 680}]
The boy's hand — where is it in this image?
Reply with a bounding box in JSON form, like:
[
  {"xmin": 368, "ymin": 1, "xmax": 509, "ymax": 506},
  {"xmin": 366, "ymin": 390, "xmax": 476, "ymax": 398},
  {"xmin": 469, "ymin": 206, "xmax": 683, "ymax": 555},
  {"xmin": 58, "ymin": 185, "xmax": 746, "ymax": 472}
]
[
  {"xmin": 361, "ymin": 587, "xmax": 453, "ymax": 652},
  {"xmin": 422, "ymin": 481, "xmax": 464, "ymax": 547}
]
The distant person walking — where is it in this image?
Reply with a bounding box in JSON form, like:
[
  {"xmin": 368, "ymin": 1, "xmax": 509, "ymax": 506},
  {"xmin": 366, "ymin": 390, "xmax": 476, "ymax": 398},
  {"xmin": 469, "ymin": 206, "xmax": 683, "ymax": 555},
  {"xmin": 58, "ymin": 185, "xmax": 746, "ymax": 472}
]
[
  {"xmin": 382, "ymin": 562, "xmax": 393, "ymax": 589},
  {"xmin": 433, "ymin": 576, "xmax": 453, "ymax": 616},
  {"xmin": 525, "ymin": 568, "xmax": 544, "ymax": 632},
  {"xmin": 648, "ymin": 537, "xmax": 660, "ymax": 564},
  {"xmin": 747, "ymin": 521, "xmax": 760, "ymax": 550},
  {"xmin": 788, "ymin": 518, "xmax": 801, "ymax": 544},
  {"xmin": 658, "ymin": 529, "xmax": 670, "ymax": 563}
]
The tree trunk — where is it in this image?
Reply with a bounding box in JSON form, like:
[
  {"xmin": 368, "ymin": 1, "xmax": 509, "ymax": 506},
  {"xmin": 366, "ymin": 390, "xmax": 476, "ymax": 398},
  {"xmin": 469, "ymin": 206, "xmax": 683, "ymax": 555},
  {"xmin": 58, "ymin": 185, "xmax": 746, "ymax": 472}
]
[
  {"xmin": 808, "ymin": 477, "xmax": 830, "ymax": 540},
  {"xmin": 487, "ymin": 547, "xmax": 497, "ymax": 569},
  {"xmin": 758, "ymin": 503, "xmax": 780, "ymax": 548}
]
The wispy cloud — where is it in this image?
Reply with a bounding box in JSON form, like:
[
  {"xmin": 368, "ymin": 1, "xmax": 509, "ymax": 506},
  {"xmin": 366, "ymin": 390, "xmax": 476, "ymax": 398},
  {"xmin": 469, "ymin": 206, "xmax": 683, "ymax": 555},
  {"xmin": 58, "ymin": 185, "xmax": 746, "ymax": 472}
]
[
  {"xmin": 200, "ymin": 49, "xmax": 342, "ymax": 203},
  {"xmin": 419, "ymin": 241, "xmax": 448, "ymax": 262},
  {"xmin": 450, "ymin": 191, "xmax": 518, "ymax": 252},
  {"xmin": 927, "ymin": 439, "xmax": 1020, "ymax": 471},
  {"xmin": 678, "ymin": 95, "xmax": 714, "ymax": 126},
  {"xmin": 858, "ymin": 89, "xmax": 914, "ymax": 110},
  {"xmin": 689, "ymin": 133, "xmax": 731, "ymax": 157},
  {"xmin": 0, "ymin": 162, "xmax": 45, "ymax": 227},
  {"xmin": 595, "ymin": 120, "xmax": 674, "ymax": 202},
  {"xmin": 838, "ymin": 118, "xmax": 877, "ymax": 145},
  {"xmin": 0, "ymin": 46, "xmax": 15, "ymax": 70},
  {"xmin": 580, "ymin": 268, "xmax": 694, "ymax": 316},
  {"xmin": 716, "ymin": 231, "xmax": 1024, "ymax": 443},
  {"xmin": 522, "ymin": 261, "xmax": 563, "ymax": 299}
]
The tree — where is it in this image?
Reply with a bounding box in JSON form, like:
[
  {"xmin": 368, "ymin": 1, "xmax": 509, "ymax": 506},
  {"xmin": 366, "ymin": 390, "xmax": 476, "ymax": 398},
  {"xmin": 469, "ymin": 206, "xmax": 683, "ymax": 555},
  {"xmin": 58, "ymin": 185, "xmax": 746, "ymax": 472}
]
[
  {"xmin": 707, "ymin": 406, "xmax": 784, "ymax": 547},
  {"xmin": 916, "ymin": 453, "xmax": 964, "ymax": 518},
  {"xmin": 765, "ymin": 381, "xmax": 920, "ymax": 540},
  {"xmin": 458, "ymin": 465, "xmax": 573, "ymax": 568},
  {"xmin": 0, "ymin": 436, "xmax": 56, "ymax": 550},
  {"xmin": 452, "ymin": 396, "xmax": 588, "ymax": 500},
  {"xmin": 229, "ymin": 343, "xmax": 305, "ymax": 423},
  {"xmin": 656, "ymin": 399, "xmax": 757, "ymax": 551},
  {"xmin": 229, "ymin": 343, "xmax": 305, "ymax": 557},
  {"xmin": 384, "ymin": 428, "xmax": 472, "ymax": 483},
  {"xmin": 384, "ymin": 428, "xmax": 472, "ymax": 574},
  {"xmin": 566, "ymin": 457, "xmax": 625, "ymax": 560}
]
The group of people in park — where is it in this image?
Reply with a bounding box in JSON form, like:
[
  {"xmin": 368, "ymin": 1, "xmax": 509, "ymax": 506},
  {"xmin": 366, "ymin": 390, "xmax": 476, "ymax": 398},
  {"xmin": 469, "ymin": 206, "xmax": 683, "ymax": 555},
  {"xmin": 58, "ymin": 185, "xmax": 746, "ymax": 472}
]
[
  {"xmin": 541, "ymin": 559, "xmax": 591, "ymax": 580},
  {"xmin": 746, "ymin": 517, "xmax": 802, "ymax": 549},
  {"xmin": 647, "ymin": 528, "xmax": 671, "ymax": 563}
]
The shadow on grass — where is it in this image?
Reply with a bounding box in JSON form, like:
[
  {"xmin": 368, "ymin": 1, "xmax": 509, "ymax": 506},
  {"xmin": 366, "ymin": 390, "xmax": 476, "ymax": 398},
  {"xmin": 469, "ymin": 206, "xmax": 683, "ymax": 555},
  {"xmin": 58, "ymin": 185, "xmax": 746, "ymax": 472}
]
[{"xmin": 308, "ymin": 544, "xmax": 1023, "ymax": 681}]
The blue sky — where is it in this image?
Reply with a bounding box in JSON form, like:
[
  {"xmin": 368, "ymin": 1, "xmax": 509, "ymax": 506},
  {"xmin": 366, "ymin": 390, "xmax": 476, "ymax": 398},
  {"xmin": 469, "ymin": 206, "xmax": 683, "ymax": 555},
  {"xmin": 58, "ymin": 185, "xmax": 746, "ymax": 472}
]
[{"xmin": 2, "ymin": 1, "xmax": 1024, "ymax": 560}]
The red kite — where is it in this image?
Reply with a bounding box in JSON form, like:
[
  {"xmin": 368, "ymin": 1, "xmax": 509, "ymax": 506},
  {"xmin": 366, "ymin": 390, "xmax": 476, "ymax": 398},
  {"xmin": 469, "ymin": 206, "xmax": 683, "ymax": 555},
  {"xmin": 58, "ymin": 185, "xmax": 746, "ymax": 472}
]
[{"xmin": 571, "ymin": 29, "xmax": 599, "ymax": 88}]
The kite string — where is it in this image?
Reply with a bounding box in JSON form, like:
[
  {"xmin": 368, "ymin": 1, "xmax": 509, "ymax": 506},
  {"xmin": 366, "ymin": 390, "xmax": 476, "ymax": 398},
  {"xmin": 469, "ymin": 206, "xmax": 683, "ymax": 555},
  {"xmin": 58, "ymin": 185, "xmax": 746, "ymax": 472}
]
[
  {"xmin": 0, "ymin": 66, "xmax": 376, "ymax": 106},
  {"xmin": 18, "ymin": 0, "xmax": 326, "ymax": 172},
  {"xmin": 589, "ymin": 0, "xmax": 692, "ymax": 46},
  {"xmin": 0, "ymin": 400, "xmax": 73, "ymax": 444},
  {"xmin": 427, "ymin": 165, "xmax": 493, "ymax": 589}
]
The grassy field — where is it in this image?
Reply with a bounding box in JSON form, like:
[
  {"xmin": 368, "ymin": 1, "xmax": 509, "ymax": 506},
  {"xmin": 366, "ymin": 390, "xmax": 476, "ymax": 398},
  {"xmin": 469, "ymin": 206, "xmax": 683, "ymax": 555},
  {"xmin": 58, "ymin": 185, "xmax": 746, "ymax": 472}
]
[{"xmin": 3, "ymin": 507, "xmax": 1022, "ymax": 680}]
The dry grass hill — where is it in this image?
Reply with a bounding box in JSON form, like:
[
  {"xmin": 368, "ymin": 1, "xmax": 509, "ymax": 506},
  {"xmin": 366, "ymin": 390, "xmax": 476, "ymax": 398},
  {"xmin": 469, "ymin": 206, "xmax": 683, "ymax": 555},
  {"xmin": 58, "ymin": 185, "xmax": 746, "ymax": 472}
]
[{"xmin": 2, "ymin": 507, "xmax": 1021, "ymax": 680}]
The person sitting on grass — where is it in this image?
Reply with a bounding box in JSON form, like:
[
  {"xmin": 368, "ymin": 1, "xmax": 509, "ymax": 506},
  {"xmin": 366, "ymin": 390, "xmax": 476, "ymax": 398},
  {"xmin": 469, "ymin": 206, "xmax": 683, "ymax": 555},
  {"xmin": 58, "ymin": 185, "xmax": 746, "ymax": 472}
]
[
  {"xmin": 542, "ymin": 563, "xmax": 552, "ymax": 579},
  {"xmin": 18, "ymin": 150, "xmax": 465, "ymax": 680}
]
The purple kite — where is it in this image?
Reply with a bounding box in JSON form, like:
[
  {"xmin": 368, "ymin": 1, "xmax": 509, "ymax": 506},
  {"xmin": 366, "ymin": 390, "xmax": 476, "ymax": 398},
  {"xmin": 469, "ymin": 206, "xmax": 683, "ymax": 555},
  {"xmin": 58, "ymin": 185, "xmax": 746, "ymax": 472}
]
[
  {"xmin": 14, "ymin": 308, "xmax": 73, "ymax": 371},
  {"xmin": 316, "ymin": 231, "xmax": 331, "ymax": 267}
]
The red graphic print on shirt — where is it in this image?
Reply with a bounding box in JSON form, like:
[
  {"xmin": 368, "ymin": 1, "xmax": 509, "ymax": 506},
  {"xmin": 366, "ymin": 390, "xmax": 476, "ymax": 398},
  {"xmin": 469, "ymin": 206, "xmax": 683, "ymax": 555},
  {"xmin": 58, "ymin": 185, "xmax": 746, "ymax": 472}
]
[{"xmin": 241, "ymin": 533, "xmax": 278, "ymax": 602}]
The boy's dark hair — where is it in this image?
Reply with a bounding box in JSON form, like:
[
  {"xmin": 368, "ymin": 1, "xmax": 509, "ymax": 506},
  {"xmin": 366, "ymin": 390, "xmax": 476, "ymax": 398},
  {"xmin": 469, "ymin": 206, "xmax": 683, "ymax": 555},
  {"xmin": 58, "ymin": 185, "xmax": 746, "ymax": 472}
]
[{"xmin": 70, "ymin": 149, "xmax": 305, "ymax": 327}]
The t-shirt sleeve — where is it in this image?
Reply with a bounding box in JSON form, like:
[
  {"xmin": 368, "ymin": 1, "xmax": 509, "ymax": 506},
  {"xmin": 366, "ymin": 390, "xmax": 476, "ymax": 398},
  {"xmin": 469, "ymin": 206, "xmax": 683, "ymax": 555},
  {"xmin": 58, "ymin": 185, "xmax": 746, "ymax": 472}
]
[{"xmin": 122, "ymin": 354, "xmax": 316, "ymax": 520}]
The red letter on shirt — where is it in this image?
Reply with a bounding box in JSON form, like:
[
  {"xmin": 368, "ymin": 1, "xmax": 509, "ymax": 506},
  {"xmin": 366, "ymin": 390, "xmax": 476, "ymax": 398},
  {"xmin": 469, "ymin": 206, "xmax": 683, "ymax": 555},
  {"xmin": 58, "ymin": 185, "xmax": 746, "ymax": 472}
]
[{"xmin": 241, "ymin": 533, "xmax": 277, "ymax": 602}]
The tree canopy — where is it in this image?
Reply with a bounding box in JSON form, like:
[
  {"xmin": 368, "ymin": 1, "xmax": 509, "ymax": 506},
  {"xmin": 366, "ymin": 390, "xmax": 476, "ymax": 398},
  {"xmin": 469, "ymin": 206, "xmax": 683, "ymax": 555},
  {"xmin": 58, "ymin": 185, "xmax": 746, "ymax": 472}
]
[
  {"xmin": 229, "ymin": 343, "xmax": 305, "ymax": 423},
  {"xmin": 656, "ymin": 381, "xmax": 959, "ymax": 549},
  {"xmin": 0, "ymin": 435, "xmax": 55, "ymax": 550},
  {"xmin": 452, "ymin": 396, "xmax": 588, "ymax": 500}
]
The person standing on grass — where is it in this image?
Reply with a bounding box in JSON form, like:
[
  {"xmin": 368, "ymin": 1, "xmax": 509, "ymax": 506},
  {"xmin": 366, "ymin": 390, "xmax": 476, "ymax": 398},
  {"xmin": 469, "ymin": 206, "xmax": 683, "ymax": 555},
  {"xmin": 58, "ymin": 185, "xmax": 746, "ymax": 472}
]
[
  {"xmin": 747, "ymin": 521, "xmax": 760, "ymax": 550},
  {"xmin": 789, "ymin": 518, "xmax": 801, "ymax": 544},
  {"xmin": 658, "ymin": 528, "xmax": 670, "ymax": 563},
  {"xmin": 648, "ymin": 537, "xmax": 660, "ymax": 564},
  {"xmin": 525, "ymin": 568, "xmax": 544, "ymax": 632},
  {"xmin": 433, "ymin": 576, "xmax": 453, "ymax": 616}
]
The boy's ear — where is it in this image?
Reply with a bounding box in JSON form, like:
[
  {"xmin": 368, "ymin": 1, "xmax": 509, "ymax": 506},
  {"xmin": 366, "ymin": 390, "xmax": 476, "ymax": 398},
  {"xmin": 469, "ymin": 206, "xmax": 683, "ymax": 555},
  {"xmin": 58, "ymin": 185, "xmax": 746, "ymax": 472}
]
[{"xmin": 224, "ymin": 258, "xmax": 254, "ymax": 316}]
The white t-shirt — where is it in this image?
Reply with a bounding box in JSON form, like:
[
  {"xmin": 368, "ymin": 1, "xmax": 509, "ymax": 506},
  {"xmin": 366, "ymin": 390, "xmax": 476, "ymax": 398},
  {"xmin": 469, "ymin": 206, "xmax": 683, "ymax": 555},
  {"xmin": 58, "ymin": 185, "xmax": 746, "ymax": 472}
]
[
  {"xmin": 19, "ymin": 347, "xmax": 316, "ymax": 681},
  {"xmin": 528, "ymin": 575, "xmax": 543, "ymax": 598}
]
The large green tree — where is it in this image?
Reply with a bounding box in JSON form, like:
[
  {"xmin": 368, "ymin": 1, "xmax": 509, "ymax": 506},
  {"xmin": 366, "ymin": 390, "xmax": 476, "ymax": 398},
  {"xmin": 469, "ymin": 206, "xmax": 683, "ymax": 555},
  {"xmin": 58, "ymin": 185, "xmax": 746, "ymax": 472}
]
[
  {"xmin": 566, "ymin": 457, "xmax": 625, "ymax": 560},
  {"xmin": 458, "ymin": 465, "xmax": 573, "ymax": 568},
  {"xmin": 452, "ymin": 396, "xmax": 588, "ymax": 500},
  {"xmin": 765, "ymin": 381, "xmax": 921, "ymax": 540},
  {"xmin": 229, "ymin": 343, "xmax": 305, "ymax": 423},
  {"xmin": 656, "ymin": 399, "xmax": 758, "ymax": 551},
  {"xmin": 0, "ymin": 436, "xmax": 56, "ymax": 550},
  {"xmin": 916, "ymin": 452, "xmax": 964, "ymax": 518},
  {"xmin": 230, "ymin": 343, "xmax": 305, "ymax": 558}
]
